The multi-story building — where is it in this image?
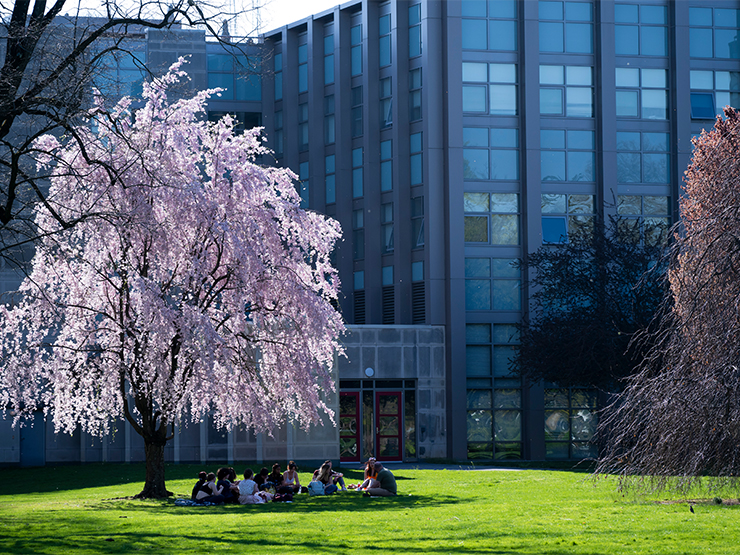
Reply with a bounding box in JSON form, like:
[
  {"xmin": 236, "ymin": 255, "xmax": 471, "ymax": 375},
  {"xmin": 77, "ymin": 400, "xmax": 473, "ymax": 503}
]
[{"xmin": 2, "ymin": 0, "xmax": 739, "ymax": 466}]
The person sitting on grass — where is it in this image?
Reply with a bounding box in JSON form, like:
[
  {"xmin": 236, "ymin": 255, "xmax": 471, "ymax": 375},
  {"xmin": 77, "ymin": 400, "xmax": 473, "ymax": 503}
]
[
  {"xmin": 363, "ymin": 463, "xmax": 397, "ymax": 497},
  {"xmin": 191, "ymin": 471, "xmax": 207, "ymax": 501},
  {"xmin": 350, "ymin": 457, "xmax": 379, "ymax": 490},
  {"xmin": 281, "ymin": 461, "xmax": 302, "ymax": 494},
  {"xmin": 314, "ymin": 460, "xmax": 347, "ymax": 493},
  {"xmin": 195, "ymin": 472, "xmax": 226, "ymax": 504},
  {"xmin": 216, "ymin": 467, "xmax": 240, "ymax": 504},
  {"xmin": 238, "ymin": 469, "xmax": 273, "ymax": 504},
  {"xmin": 267, "ymin": 463, "xmax": 284, "ymax": 490},
  {"xmin": 254, "ymin": 467, "xmax": 270, "ymax": 491}
]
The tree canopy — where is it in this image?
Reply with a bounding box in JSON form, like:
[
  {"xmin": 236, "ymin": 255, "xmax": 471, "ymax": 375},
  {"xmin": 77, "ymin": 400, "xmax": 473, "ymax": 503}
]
[
  {"xmin": 0, "ymin": 61, "xmax": 344, "ymax": 498},
  {"xmin": 595, "ymin": 108, "xmax": 740, "ymax": 492}
]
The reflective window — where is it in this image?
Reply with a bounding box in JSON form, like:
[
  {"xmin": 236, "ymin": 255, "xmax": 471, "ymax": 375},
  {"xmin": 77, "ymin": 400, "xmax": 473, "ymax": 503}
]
[
  {"xmin": 615, "ymin": 3, "xmax": 667, "ymax": 56},
  {"xmin": 615, "ymin": 68, "xmax": 668, "ymax": 119},
  {"xmin": 617, "ymin": 195, "xmax": 670, "ymax": 246},
  {"xmin": 690, "ymin": 7, "xmax": 740, "ymax": 59},
  {"xmin": 409, "ymin": 4, "xmax": 422, "ymax": 57},
  {"xmin": 539, "ymin": 0, "xmax": 594, "ymax": 54},
  {"xmin": 462, "ymin": 0, "xmax": 518, "ymax": 52},
  {"xmin": 540, "ymin": 65, "xmax": 593, "ymax": 117},
  {"xmin": 616, "ymin": 131, "xmax": 670, "ymax": 184},
  {"xmin": 541, "ymin": 194, "xmax": 595, "ymax": 243},
  {"xmin": 690, "ymin": 70, "xmax": 740, "ymax": 118},
  {"xmin": 464, "ymin": 193, "xmax": 520, "ymax": 245}
]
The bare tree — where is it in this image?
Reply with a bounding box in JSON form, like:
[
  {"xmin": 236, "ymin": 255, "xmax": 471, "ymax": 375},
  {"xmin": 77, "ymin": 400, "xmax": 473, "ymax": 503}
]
[
  {"xmin": 0, "ymin": 0, "xmax": 262, "ymax": 267},
  {"xmin": 595, "ymin": 108, "xmax": 740, "ymax": 494}
]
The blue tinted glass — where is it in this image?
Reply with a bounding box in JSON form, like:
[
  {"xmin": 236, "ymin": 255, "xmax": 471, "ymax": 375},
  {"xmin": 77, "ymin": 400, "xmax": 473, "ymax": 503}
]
[
  {"xmin": 542, "ymin": 217, "xmax": 567, "ymax": 243},
  {"xmin": 615, "ymin": 4, "xmax": 638, "ymax": 23},
  {"xmin": 539, "ymin": 1, "xmax": 564, "ymax": 20},
  {"xmin": 464, "ymin": 127, "xmax": 489, "ymax": 147},
  {"xmin": 489, "ymin": 85, "xmax": 517, "ymax": 115},
  {"xmin": 489, "ymin": 20, "xmax": 517, "ymax": 51},
  {"xmin": 409, "ymin": 25, "xmax": 421, "ymax": 57},
  {"xmin": 566, "ymin": 23, "xmax": 593, "ymax": 53},
  {"xmin": 490, "ymin": 150, "xmax": 519, "ymax": 180},
  {"xmin": 351, "ymin": 45, "xmax": 362, "ymax": 75},
  {"xmin": 615, "ymin": 26, "xmax": 639, "ymax": 55},
  {"xmin": 412, "ymin": 261, "xmax": 424, "ymax": 282},
  {"xmin": 540, "ymin": 22, "xmax": 564, "ymax": 52},
  {"xmin": 325, "ymin": 174, "xmax": 335, "ymax": 203},
  {"xmin": 236, "ymin": 74, "xmax": 261, "ymax": 101},
  {"xmin": 541, "ymin": 129, "xmax": 565, "ymax": 149},
  {"xmin": 715, "ymin": 9, "xmax": 739, "ymax": 27},
  {"xmin": 463, "ymin": 86, "xmax": 487, "ymax": 112},
  {"xmin": 567, "ymin": 151, "xmax": 594, "ymax": 181},
  {"xmin": 492, "ymin": 259, "xmax": 520, "ymax": 278},
  {"xmin": 208, "ymin": 54, "xmax": 232, "ymax": 71},
  {"xmin": 379, "ymin": 14, "xmax": 390, "ymax": 35},
  {"xmin": 410, "ymin": 133, "xmax": 422, "ymax": 152},
  {"xmin": 642, "ymin": 89, "xmax": 667, "ymax": 119},
  {"xmin": 641, "ymin": 5, "xmax": 666, "ymax": 24},
  {"xmin": 641, "ymin": 26, "xmax": 667, "ymax": 56},
  {"xmin": 566, "ymin": 87, "xmax": 593, "ymax": 117},
  {"xmin": 463, "ymin": 62, "xmax": 488, "ymax": 82},
  {"xmin": 540, "ymin": 65, "xmax": 564, "ymax": 84},
  {"xmin": 690, "ymin": 93, "xmax": 716, "ymax": 119},
  {"xmin": 298, "ymin": 64, "xmax": 308, "ymax": 92},
  {"xmin": 489, "ymin": 0, "xmax": 516, "ymax": 18},
  {"xmin": 298, "ymin": 44, "xmax": 308, "ymax": 63},
  {"xmin": 462, "ymin": 20, "xmax": 488, "ymax": 49},
  {"xmin": 643, "ymin": 154, "xmax": 669, "ymax": 183},
  {"xmin": 568, "ymin": 130, "xmax": 594, "ymax": 149},
  {"xmin": 325, "ymin": 154, "xmax": 335, "ymax": 174},
  {"xmin": 381, "ymin": 160, "xmax": 393, "ymax": 191},
  {"xmin": 379, "ymin": 35, "xmax": 391, "ymax": 66},
  {"xmin": 467, "ymin": 322, "xmax": 491, "ymax": 343},
  {"xmin": 410, "ymin": 153, "xmax": 423, "ymax": 184},
  {"xmin": 352, "ymin": 147, "xmax": 363, "ymax": 167},
  {"xmin": 616, "ymin": 132, "xmax": 640, "ymax": 150},
  {"xmin": 464, "ymin": 149, "xmax": 489, "ymax": 179},
  {"xmin": 208, "ymin": 74, "xmax": 233, "ymax": 99},
  {"xmin": 352, "ymin": 168, "xmax": 363, "ymax": 197},
  {"xmin": 324, "ymin": 54, "xmax": 334, "ymax": 84},
  {"xmin": 409, "ymin": 4, "xmax": 421, "ymax": 25},
  {"xmin": 324, "ymin": 35, "xmax": 334, "ymax": 55},
  {"xmin": 382, "ymin": 266, "xmax": 394, "ymax": 286},
  {"xmin": 466, "ymin": 281, "xmax": 492, "ymax": 310},
  {"xmin": 643, "ymin": 133, "xmax": 669, "ymax": 151},
  {"xmin": 354, "ymin": 271, "xmax": 364, "ymax": 290},
  {"xmin": 616, "ymin": 90, "xmax": 639, "ymax": 117},
  {"xmin": 566, "ymin": 2, "xmax": 591, "ymax": 21},
  {"xmin": 274, "ymin": 72, "xmax": 282, "ymax": 100},
  {"xmin": 690, "ymin": 28, "xmax": 713, "ymax": 58},
  {"xmin": 490, "ymin": 128, "xmax": 518, "ymax": 148},
  {"xmin": 616, "ymin": 67, "xmax": 639, "ymax": 87},
  {"xmin": 351, "ymin": 25, "xmax": 362, "ymax": 45},
  {"xmin": 541, "ymin": 151, "xmax": 566, "ymax": 181},
  {"xmin": 493, "ymin": 279, "xmax": 521, "ymax": 311},
  {"xmin": 689, "ymin": 7, "xmax": 711, "ymax": 26},
  {"xmin": 715, "ymin": 29, "xmax": 740, "ymax": 59},
  {"xmin": 381, "ymin": 140, "xmax": 392, "ymax": 159},
  {"xmin": 617, "ymin": 153, "xmax": 640, "ymax": 182},
  {"xmin": 462, "ymin": 0, "xmax": 487, "ymax": 16},
  {"xmin": 540, "ymin": 88, "xmax": 563, "ymax": 114},
  {"xmin": 274, "ymin": 52, "xmax": 282, "ymax": 72}
]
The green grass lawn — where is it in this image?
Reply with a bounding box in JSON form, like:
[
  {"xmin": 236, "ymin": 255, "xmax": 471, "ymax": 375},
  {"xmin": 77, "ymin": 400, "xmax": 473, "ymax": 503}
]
[{"xmin": 0, "ymin": 463, "xmax": 738, "ymax": 554}]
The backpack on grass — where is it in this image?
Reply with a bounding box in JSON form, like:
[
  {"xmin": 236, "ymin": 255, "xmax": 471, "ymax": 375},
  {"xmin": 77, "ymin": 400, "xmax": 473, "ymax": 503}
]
[{"xmin": 308, "ymin": 481, "xmax": 325, "ymax": 496}]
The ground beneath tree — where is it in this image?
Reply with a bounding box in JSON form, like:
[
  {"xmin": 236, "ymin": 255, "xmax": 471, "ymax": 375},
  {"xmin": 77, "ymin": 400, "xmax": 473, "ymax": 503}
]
[{"xmin": 657, "ymin": 498, "xmax": 740, "ymax": 506}]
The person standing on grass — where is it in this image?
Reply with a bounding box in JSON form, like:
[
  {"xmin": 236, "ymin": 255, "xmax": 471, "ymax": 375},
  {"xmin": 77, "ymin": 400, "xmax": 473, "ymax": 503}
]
[{"xmin": 364, "ymin": 463, "xmax": 397, "ymax": 497}]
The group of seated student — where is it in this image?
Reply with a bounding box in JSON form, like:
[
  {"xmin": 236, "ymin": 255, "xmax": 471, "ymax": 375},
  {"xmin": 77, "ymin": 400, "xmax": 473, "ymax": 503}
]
[
  {"xmin": 347, "ymin": 457, "xmax": 397, "ymax": 496},
  {"xmin": 311, "ymin": 459, "xmax": 347, "ymax": 494},
  {"xmin": 191, "ymin": 461, "xmax": 304, "ymax": 505}
]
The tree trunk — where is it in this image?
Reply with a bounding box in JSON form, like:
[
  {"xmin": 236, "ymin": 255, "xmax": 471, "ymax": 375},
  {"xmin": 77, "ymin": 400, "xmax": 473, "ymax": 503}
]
[{"xmin": 135, "ymin": 437, "xmax": 172, "ymax": 499}]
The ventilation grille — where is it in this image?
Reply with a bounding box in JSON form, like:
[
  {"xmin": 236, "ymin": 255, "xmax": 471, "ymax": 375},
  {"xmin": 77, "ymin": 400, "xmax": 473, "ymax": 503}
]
[
  {"xmin": 411, "ymin": 281, "xmax": 425, "ymax": 324},
  {"xmin": 382, "ymin": 285, "xmax": 395, "ymax": 324},
  {"xmin": 354, "ymin": 290, "xmax": 366, "ymax": 324}
]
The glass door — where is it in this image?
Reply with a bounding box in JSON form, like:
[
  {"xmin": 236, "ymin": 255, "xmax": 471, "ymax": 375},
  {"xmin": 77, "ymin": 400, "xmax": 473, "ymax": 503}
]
[
  {"xmin": 375, "ymin": 391, "xmax": 403, "ymax": 461},
  {"xmin": 339, "ymin": 392, "xmax": 361, "ymax": 462}
]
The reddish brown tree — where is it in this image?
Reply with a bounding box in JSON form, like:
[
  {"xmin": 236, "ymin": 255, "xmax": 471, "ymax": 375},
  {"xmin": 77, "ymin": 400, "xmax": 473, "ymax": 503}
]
[{"xmin": 596, "ymin": 107, "xmax": 740, "ymax": 493}]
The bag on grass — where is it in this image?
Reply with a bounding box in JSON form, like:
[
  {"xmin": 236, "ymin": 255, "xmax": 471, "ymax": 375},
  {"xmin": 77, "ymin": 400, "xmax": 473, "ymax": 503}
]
[{"xmin": 308, "ymin": 481, "xmax": 325, "ymax": 496}]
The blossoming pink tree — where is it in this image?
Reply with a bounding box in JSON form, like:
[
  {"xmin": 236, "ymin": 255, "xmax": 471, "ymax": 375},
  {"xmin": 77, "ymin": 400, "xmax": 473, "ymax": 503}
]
[{"xmin": 0, "ymin": 62, "xmax": 344, "ymax": 498}]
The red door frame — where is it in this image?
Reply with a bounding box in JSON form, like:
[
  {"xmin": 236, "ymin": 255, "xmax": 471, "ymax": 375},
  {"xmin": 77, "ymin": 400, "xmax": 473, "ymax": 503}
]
[
  {"xmin": 375, "ymin": 391, "xmax": 403, "ymax": 461},
  {"xmin": 339, "ymin": 392, "xmax": 361, "ymax": 462}
]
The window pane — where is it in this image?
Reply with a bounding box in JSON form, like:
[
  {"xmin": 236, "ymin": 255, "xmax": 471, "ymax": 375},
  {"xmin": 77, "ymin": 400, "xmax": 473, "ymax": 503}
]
[
  {"xmin": 464, "ymin": 192, "xmax": 490, "ymax": 212},
  {"xmin": 568, "ymin": 194, "xmax": 593, "ymax": 214},
  {"xmin": 326, "ymin": 174, "xmax": 335, "ymax": 203},
  {"xmin": 466, "ymin": 281, "xmax": 492, "ymax": 310},
  {"xmin": 540, "ymin": 22, "xmax": 564, "ymax": 52},
  {"xmin": 490, "ymin": 0, "xmax": 517, "ymax": 18},
  {"xmin": 690, "ymin": 70, "xmax": 713, "ymax": 90},
  {"xmin": 615, "ymin": 4, "xmax": 638, "ymax": 23},
  {"xmin": 540, "ymin": 88, "xmax": 563, "ymax": 115},
  {"xmin": 467, "ymin": 322, "xmax": 491, "ymax": 343},
  {"xmin": 616, "ymin": 67, "xmax": 640, "ymax": 87},
  {"xmin": 493, "ymin": 280, "xmax": 521, "ymax": 310},
  {"xmin": 490, "ymin": 150, "xmax": 519, "ymax": 180},
  {"xmin": 466, "ymin": 346, "xmax": 492, "ymax": 374},
  {"xmin": 617, "ymin": 131, "xmax": 640, "ymax": 150},
  {"xmin": 715, "ymin": 29, "xmax": 740, "ymax": 59},
  {"xmin": 540, "ymin": 65, "xmax": 564, "ymax": 84},
  {"xmin": 644, "ymin": 196, "xmax": 668, "ymax": 215},
  {"xmin": 465, "ymin": 216, "xmax": 489, "ymax": 242},
  {"xmin": 379, "ymin": 35, "xmax": 391, "ymax": 66},
  {"xmin": 566, "ymin": 2, "xmax": 592, "ymax": 21},
  {"xmin": 568, "ymin": 130, "xmax": 594, "ymax": 149},
  {"xmin": 463, "ymin": 86, "xmax": 487, "ymax": 112},
  {"xmin": 491, "ymin": 215, "xmax": 519, "ymax": 244},
  {"xmin": 490, "ymin": 63, "xmax": 517, "ymax": 83},
  {"xmin": 615, "ymin": 26, "xmax": 639, "ymax": 56},
  {"xmin": 489, "ymin": 20, "xmax": 517, "ymax": 51},
  {"xmin": 539, "ymin": 1, "xmax": 563, "ymax": 20},
  {"xmin": 381, "ymin": 160, "xmax": 392, "ymax": 191},
  {"xmin": 689, "ymin": 7, "xmax": 712, "ymax": 26},
  {"xmin": 464, "ymin": 127, "xmax": 489, "ymax": 147},
  {"xmin": 715, "ymin": 9, "xmax": 739, "ymax": 26},
  {"xmin": 566, "ymin": 23, "xmax": 593, "ymax": 53},
  {"xmin": 462, "ymin": 0, "xmax": 487, "ymax": 16},
  {"xmin": 462, "ymin": 19, "xmax": 488, "ymax": 50},
  {"xmin": 490, "ymin": 193, "xmax": 518, "ymax": 212},
  {"xmin": 690, "ymin": 93, "xmax": 716, "ymax": 119},
  {"xmin": 643, "ymin": 153, "xmax": 669, "ymax": 183},
  {"xmin": 542, "ymin": 151, "xmax": 566, "ymax": 181},
  {"xmin": 410, "ymin": 153, "xmax": 423, "ymax": 184},
  {"xmin": 643, "ymin": 133, "xmax": 668, "ymax": 152},
  {"xmin": 617, "ymin": 195, "xmax": 641, "ymax": 215},
  {"xmin": 642, "ymin": 89, "xmax": 668, "ymax": 119},
  {"xmin": 541, "ymin": 129, "xmax": 565, "ymax": 149},
  {"xmin": 542, "ymin": 193, "xmax": 566, "ymax": 213},
  {"xmin": 465, "ymin": 258, "xmax": 491, "ymax": 278},
  {"xmin": 489, "ymin": 85, "xmax": 517, "ymax": 115},
  {"xmin": 616, "ymin": 91, "xmax": 638, "ymax": 117},
  {"xmin": 324, "ymin": 54, "xmax": 334, "ymax": 84},
  {"xmin": 409, "ymin": 24, "xmax": 421, "ymax": 57},
  {"xmin": 617, "ymin": 153, "xmax": 641, "ymax": 183},
  {"xmin": 690, "ymin": 28, "xmax": 713, "ymax": 58},
  {"xmin": 716, "ymin": 71, "xmax": 740, "ymax": 91},
  {"xmin": 567, "ymin": 151, "xmax": 594, "ymax": 181},
  {"xmin": 566, "ymin": 66, "xmax": 592, "ymax": 85},
  {"xmin": 492, "ymin": 258, "xmax": 519, "ymax": 278},
  {"xmin": 543, "ymin": 217, "xmax": 567, "ymax": 243},
  {"xmin": 566, "ymin": 87, "xmax": 593, "ymax": 117},
  {"xmin": 641, "ymin": 26, "xmax": 667, "ymax": 56},
  {"xmin": 641, "ymin": 5, "xmax": 666, "ymax": 24},
  {"xmin": 463, "ymin": 62, "xmax": 488, "ymax": 82},
  {"xmin": 490, "ymin": 128, "xmax": 518, "ymax": 148},
  {"xmin": 468, "ymin": 390, "xmax": 493, "ymax": 410}
]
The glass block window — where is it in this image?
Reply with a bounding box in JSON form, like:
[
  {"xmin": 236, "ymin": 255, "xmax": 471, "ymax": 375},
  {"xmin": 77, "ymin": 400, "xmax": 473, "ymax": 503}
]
[
  {"xmin": 617, "ymin": 195, "xmax": 670, "ymax": 246},
  {"xmin": 615, "ymin": 67, "xmax": 668, "ymax": 119},
  {"xmin": 352, "ymin": 147, "xmax": 363, "ymax": 198},
  {"xmin": 380, "ymin": 139, "xmax": 393, "ymax": 192},
  {"xmin": 353, "ymin": 208, "xmax": 364, "ymax": 260},
  {"xmin": 381, "ymin": 202, "xmax": 394, "ymax": 254},
  {"xmin": 616, "ymin": 131, "xmax": 670, "ymax": 184},
  {"xmin": 411, "ymin": 196, "xmax": 424, "ymax": 248},
  {"xmin": 463, "ymin": 127, "xmax": 519, "ymax": 181},
  {"xmin": 380, "ymin": 77, "xmax": 392, "ymax": 128},
  {"xmin": 689, "ymin": 7, "xmax": 740, "ymax": 59},
  {"xmin": 461, "ymin": 0, "xmax": 518, "ymax": 52},
  {"xmin": 690, "ymin": 70, "xmax": 740, "ymax": 119},
  {"xmin": 409, "ymin": 3, "xmax": 422, "ymax": 58},
  {"xmin": 410, "ymin": 132, "xmax": 422, "ymax": 185},
  {"xmin": 352, "ymin": 85, "xmax": 363, "ymax": 137},
  {"xmin": 545, "ymin": 388, "xmax": 598, "ymax": 460},
  {"xmin": 539, "ymin": 65, "xmax": 593, "ymax": 117},
  {"xmin": 539, "ymin": 1, "xmax": 594, "ymax": 54},
  {"xmin": 466, "ymin": 323, "xmax": 521, "ymax": 460},
  {"xmin": 540, "ymin": 129, "xmax": 595, "ymax": 182},
  {"xmin": 462, "ymin": 62, "xmax": 518, "ymax": 115},
  {"xmin": 324, "ymin": 95, "xmax": 335, "ymax": 145},
  {"xmin": 298, "ymin": 161, "xmax": 309, "ymax": 208},
  {"xmin": 541, "ymin": 194, "xmax": 595, "ymax": 243},
  {"xmin": 351, "ymin": 23, "xmax": 363, "ymax": 75},
  {"xmin": 324, "ymin": 29, "xmax": 335, "ymax": 85},
  {"xmin": 379, "ymin": 14, "xmax": 392, "ymax": 67},
  {"xmin": 409, "ymin": 68, "xmax": 422, "ymax": 121},
  {"xmin": 325, "ymin": 154, "xmax": 336, "ymax": 204},
  {"xmin": 464, "ymin": 193, "xmax": 520, "ymax": 245},
  {"xmin": 614, "ymin": 3, "xmax": 668, "ymax": 57}
]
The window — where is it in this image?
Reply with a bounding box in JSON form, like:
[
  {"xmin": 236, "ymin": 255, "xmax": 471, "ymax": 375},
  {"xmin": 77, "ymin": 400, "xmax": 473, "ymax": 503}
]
[
  {"xmin": 539, "ymin": 1, "xmax": 594, "ymax": 54},
  {"xmin": 690, "ymin": 70, "xmax": 740, "ymax": 119},
  {"xmin": 381, "ymin": 202, "xmax": 394, "ymax": 254},
  {"xmin": 410, "ymin": 132, "xmax": 422, "ymax": 185},
  {"xmin": 352, "ymin": 147, "xmax": 363, "ymax": 198},
  {"xmin": 464, "ymin": 258, "xmax": 521, "ymax": 311},
  {"xmin": 325, "ymin": 155, "xmax": 336, "ymax": 204},
  {"xmin": 617, "ymin": 195, "xmax": 670, "ymax": 246},
  {"xmin": 409, "ymin": 68, "xmax": 422, "ymax": 121},
  {"xmin": 298, "ymin": 161, "xmax": 309, "ymax": 208},
  {"xmin": 689, "ymin": 7, "xmax": 740, "ymax": 59},
  {"xmin": 409, "ymin": 3, "xmax": 422, "ymax": 57},
  {"xmin": 540, "ymin": 129, "xmax": 595, "ymax": 182},
  {"xmin": 324, "ymin": 95, "xmax": 335, "ymax": 144},
  {"xmin": 541, "ymin": 194, "xmax": 595, "ymax": 243},
  {"xmin": 205, "ymin": 54, "xmax": 262, "ymax": 101},
  {"xmin": 411, "ymin": 196, "xmax": 424, "ymax": 248},
  {"xmin": 461, "ymin": 0, "xmax": 517, "ymax": 52},
  {"xmin": 462, "ymin": 62, "xmax": 518, "ymax": 115},
  {"xmin": 463, "ymin": 127, "xmax": 519, "ymax": 181},
  {"xmin": 545, "ymin": 388, "xmax": 598, "ymax": 460},
  {"xmin": 274, "ymin": 50, "xmax": 283, "ymax": 101},
  {"xmin": 353, "ymin": 208, "xmax": 364, "ymax": 259},
  {"xmin": 351, "ymin": 23, "xmax": 363, "ymax": 75},
  {"xmin": 380, "ymin": 139, "xmax": 393, "ymax": 192},
  {"xmin": 617, "ymin": 131, "xmax": 670, "ymax": 184},
  {"xmin": 467, "ymin": 322, "xmax": 522, "ymax": 460},
  {"xmin": 298, "ymin": 37, "xmax": 308, "ymax": 93},
  {"xmin": 382, "ymin": 266, "xmax": 394, "ymax": 324},
  {"xmin": 298, "ymin": 102, "xmax": 308, "ymax": 151},
  {"xmin": 273, "ymin": 110, "xmax": 283, "ymax": 155},
  {"xmin": 379, "ymin": 14, "xmax": 392, "ymax": 67},
  {"xmin": 615, "ymin": 67, "xmax": 668, "ymax": 120},
  {"xmin": 614, "ymin": 3, "xmax": 668, "ymax": 57},
  {"xmin": 540, "ymin": 65, "xmax": 593, "ymax": 117},
  {"xmin": 352, "ymin": 85, "xmax": 363, "ymax": 137},
  {"xmin": 324, "ymin": 30, "xmax": 335, "ymax": 85},
  {"xmin": 464, "ymin": 193, "xmax": 520, "ymax": 245},
  {"xmin": 380, "ymin": 77, "xmax": 392, "ymax": 128}
]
